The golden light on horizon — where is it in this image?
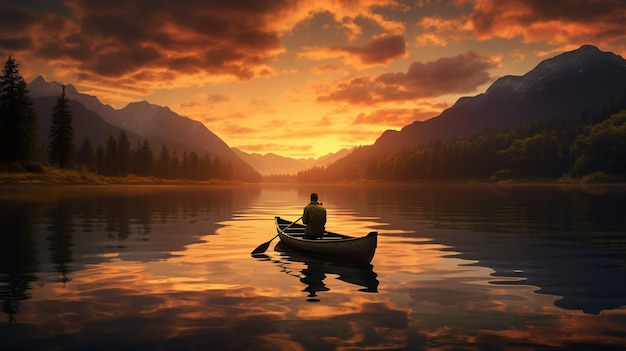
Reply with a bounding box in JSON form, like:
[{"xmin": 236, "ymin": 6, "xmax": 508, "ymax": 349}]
[{"xmin": 3, "ymin": 0, "xmax": 626, "ymax": 158}]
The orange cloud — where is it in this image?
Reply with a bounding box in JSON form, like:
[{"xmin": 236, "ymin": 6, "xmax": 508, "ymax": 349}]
[
  {"xmin": 238, "ymin": 144, "xmax": 313, "ymax": 153},
  {"xmin": 311, "ymin": 64, "xmax": 342, "ymax": 74},
  {"xmin": 415, "ymin": 16, "xmax": 474, "ymax": 47},
  {"xmin": 352, "ymin": 107, "xmax": 443, "ymax": 127},
  {"xmin": 300, "ymin": 35, "xmax": 407, "ymax": 67},
  {"xmin": 464, "ymin": 0, "xmax": 626, "ymax": 49},
  {"xmin": 338, "ymin": 35, "xmax": 407, "ymax": 65},
  {"xmin": 317, "ymin": 50, "xmax": 497, "ymax": 104},
  {"xmin": 180, "ymin": 94, "xmax": 231, "ymax": 109}
]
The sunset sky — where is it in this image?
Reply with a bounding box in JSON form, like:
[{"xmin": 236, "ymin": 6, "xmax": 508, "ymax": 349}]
[{"xmin": 2, "ymin": 0, "xmax": 626, "ymax": 158}]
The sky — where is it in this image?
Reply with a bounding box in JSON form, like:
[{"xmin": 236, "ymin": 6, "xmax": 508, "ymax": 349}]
[{"xmin": 2, "ymin": 0, "xmax": 626, "ymax": 159}]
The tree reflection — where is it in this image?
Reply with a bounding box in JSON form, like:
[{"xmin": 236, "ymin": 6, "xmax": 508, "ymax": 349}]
[
  {"xmin": 0, "ymin": 203, "xmax": 39, "ymax": 322},
  {"xmin": 47, "ymin": 202, "xmax": 74, "ymax": 286}
]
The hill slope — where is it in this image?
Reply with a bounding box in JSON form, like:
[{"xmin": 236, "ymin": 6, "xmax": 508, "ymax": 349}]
[
  {"xmin": 233, "ymin": 148, "xmax": 351, "ymax": 176},
  {"xmin": 29, "ymin": 77, "xmax": 259, "ymax": 181},
  {"xmin": 373, "ymin": 45, "xmax": 626, "ymax": 153}
]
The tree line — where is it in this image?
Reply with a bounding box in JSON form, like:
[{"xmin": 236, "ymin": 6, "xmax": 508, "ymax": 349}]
[
  {"xmin": 296, "ymin": 95, "xmax": 626, "ymax": 183},
  {"xmin": 0, "ymin": 56, "xmax": 233, "ymax": 181},
  {"xmin": 75, "ymin": 133, "xmax": 233, "ymax": 180}
]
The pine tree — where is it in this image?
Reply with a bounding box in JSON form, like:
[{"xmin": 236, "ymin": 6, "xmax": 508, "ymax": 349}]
[
  {"xmin": 117, "ymin": 132, "xmax": 131, "ymax": 176},
  {"xmin": 105, "ymin": 135, "xmax": 117, "ymax": 175},
  {"xmin": 0, "ymin": 56, "xmax": 38, "ymax": 164},
  {"xmin": 96, "ymin": 145, "xmax": 106, "ymax": 174},
  {"xmin": 77, "ymin": 137, "xmax": 96, "ymax": 171},
  {"xmin": 47, "ymin": 85, "xmax": 75, "ymax": 168},
  {"xmin": 156, "ymin": 145, "xmax": 170, "ymax": 178},
  {"xmin": 134, "ymin": 139, "xmax": 153, "ymax": 176}
]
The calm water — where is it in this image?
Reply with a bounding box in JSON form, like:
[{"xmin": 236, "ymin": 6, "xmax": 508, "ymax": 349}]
[{"xmin": 1, "ymin": 183, "xmax": 625, "ymax": 350}]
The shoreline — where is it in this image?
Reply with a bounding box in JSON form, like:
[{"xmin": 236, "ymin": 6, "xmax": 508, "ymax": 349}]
[{"xmin": 1, "ymin": 166, "xmax": 624, "ymax": 186}]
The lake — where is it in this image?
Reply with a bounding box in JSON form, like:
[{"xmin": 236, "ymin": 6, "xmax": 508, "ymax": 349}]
[{"xmin": 0, "ymin": 183, "xmax": 625, "ymax": 350}]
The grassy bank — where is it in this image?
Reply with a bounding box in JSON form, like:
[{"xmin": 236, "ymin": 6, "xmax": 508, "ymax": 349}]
[
  {"xmin": 0, "ymin": 165, "xmax": 231, "ymax": 185},
  {"xmin": 1, "ymin": 164, "xmax": 623, "ymax": 186}
]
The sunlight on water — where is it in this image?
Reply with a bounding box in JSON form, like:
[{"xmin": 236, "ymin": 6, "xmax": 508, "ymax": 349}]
[{"xmin": 1, "ymin": 184, "xmax": 625, "ymax": 350}]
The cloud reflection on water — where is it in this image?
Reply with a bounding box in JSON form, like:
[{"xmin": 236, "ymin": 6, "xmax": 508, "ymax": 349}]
[{"xmin": 1, "ymin": 184, "xmax": 626, "ymax": 350}]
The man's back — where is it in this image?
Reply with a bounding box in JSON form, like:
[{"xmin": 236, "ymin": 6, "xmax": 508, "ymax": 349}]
[{"xmin": 303, "ymin": 202, "xmax": 326, "ymax": 238}]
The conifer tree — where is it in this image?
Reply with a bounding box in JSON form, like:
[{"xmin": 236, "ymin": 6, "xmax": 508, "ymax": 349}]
[
  {"xmin": 156, "ymin": 145, "xmax": 170, "ymax": 178},
  {"xmin": 105, "ymin": 135, "xmax": 117, "ymax": 175},
  {"xmin": 0, "ymin": 56, "xmax": 38, "ymax": 164},
  {"xmin": 77, "ymin": 137, "xmax": 96, "ymax": 171},
  {"xmin": 134, "ymin": 139, "xmax": 153, "ymax": 176},
  {"xmin": 96, "ymin": 145, "xmax": 106, "ymax": 174},
  {"xmin": 47, "ymin": 85, "xmax": 75, "ymax": 168},
  {"xmin": 117, "ymin": 132, "xmax": 131, "ymax": 176}
]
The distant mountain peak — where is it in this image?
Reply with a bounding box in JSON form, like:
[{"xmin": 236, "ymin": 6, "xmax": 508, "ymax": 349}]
[
  {"xmin": 575, "ymin": 44, "xmax": 602, "ymax": 54},
  {"xmin": 532, "ymin": 45, "xmax": 623, "ymax": 75},
  {"xmin": 127, "ymin": 100, "xmax": 152, "ymax": 107},
  {"xmin": 123, "ymin": 100, "xmax": 157, "ymax": 111},
  {"xmin": 232, "ymin": 147, "xmax": 352, "ymax": 176},
  {"xmin": 28, "ymin": 75, "xmax": 63, "ymax": 97},
  {"xmin": 31, "ymin": 74, "xmax": 46, "ymax": 84}
]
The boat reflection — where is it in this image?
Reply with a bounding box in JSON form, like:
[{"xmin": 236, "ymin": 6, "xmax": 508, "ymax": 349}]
[{"xmin": 268, "ymin": 242, "xmax": 379, "ymax": 301}]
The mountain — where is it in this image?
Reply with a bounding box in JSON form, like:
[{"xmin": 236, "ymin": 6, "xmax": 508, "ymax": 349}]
[
  {"xmin": 28, "ymin": 77, "xmax": 260, "ymax": 181},
  {"xmin": 373, "ymin": 45, "xmax": 626, "ymax": 153},
  {"xmin": 233, "ymin": 148, "xmax": 351, "ymax": 176},
  {"xmin": 33, "ymin": 96, "xmax": 139, "ymax": 150},
  {"xmin": 316, "ymin": 148, "xmax": 352, "ymax": 167}
]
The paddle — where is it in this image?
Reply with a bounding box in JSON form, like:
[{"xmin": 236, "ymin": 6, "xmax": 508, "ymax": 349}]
[{"xmin": 251, "ymin": 217, "xmax": 303, "ymax": 255}]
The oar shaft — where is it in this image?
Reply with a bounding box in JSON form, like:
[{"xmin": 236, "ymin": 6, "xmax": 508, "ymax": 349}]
[
  {"xmin": 251, "ymin": 217, "xmax": 302, "ymax": 255},
  {"xmin": 278, "ymin": 216, "xmax": 302, "ymax": 236}
]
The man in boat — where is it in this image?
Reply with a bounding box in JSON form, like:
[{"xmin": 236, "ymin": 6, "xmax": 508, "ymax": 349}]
[{"xmin": 302, "ymin": 193, "xmax": 327, "ymax": 239}]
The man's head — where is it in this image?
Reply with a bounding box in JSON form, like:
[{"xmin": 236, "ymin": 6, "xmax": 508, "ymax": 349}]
[{"xmin": 310, "ymin": 193, "xmax": 319, "ymax": 202}]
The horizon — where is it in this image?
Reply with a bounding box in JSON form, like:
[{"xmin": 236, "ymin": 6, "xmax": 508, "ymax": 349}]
[{"xmin": 3, "ymin": 1, "xmax": 626, "ymax": 158}]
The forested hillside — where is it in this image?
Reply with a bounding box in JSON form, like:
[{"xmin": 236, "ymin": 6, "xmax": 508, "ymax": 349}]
[{"xmin": 296, "ymin": 95, "xmax": 626, "ymax": 183}]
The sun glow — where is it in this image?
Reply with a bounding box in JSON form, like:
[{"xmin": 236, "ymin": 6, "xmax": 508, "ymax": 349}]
[{"xmin": 5, "ymin": 0, "xmax": 626, "ymax": 158}]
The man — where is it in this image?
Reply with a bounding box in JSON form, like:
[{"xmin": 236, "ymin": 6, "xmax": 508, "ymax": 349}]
[{"xmin": 302, "ymin": 193, "xmax": 327, "ymax": 239}]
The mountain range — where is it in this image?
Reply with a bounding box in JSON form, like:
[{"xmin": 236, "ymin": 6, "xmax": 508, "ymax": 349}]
[
  {"xmin": 373, "ymin": 45, "xmax": 626, "ymax": 154},
  {"xmin": 27, "ymin": 45, "xmax": 626, "ymax": 179},
  {"xmin": 28, "ymin": 77, "xmax": 350, "ymax": 177},
  {"xmin": 29, "ymin": 77, "xmax": 264, "ymax": 180},
  {"xmin": 232, "ymin": 148, "xmax": 351, "ymax": 176}
]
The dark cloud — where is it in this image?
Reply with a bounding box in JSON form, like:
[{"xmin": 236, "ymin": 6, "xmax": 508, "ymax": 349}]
[
  {"xmin": 336, "ymin": 35, "xmax": 406, "ymax": 65},
  {"xmin": 477, "ymin": 0, "xmax": 624, "ymax": 23},
  {"xmin": 469, "ymin": 0, "xmax": 626, "ymax": 45},
  {"xmin": 318, "ymin": 50, "xmax": 497, "ymax": 104},
  {"xmin": 0, "ymin": 0, "xmax": 294, "ymax": 81},
  {"xmin": 0, "ymin": 2, "xmax": 38, "ymax": 32},
  {"xmin": 0, "ymin": 37, "xmax": 33, "ymax": 51},
  {"xmin": 352, "ymin": 105, "xmax": 448, "ymax": 126}
]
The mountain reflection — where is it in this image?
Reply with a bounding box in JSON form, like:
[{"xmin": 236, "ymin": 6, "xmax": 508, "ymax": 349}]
[
  {"xmin": 321, "ymin": 184, "xmax": 626, "ymax": 315},
  {"xmin": 269, "ymin": 242, "xmax": 379, "ymax": 301},
  {"xmin": 0, "ymin": 185, "xmax": 256, "ymax": 322},
  {"xmin": 46, "ymin": 203, "xmax": 74, "ymax": 285},
  {"xmin": 1, "ymin": 184, "xmax": 625, "ymax": 350}
]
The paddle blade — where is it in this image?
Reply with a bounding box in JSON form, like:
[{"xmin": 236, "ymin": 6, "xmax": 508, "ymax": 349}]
[{"xmin": 251, "ymin": 241, "xmax": 271, "ymax": 255}]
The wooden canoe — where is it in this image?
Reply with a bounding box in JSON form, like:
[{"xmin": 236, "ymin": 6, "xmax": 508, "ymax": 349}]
[{"xmin": 275, "ymin": 216, "xmax": 377, "ymax": 263}]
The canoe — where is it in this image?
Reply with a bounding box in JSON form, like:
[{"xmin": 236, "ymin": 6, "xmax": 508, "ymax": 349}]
[{"xmin": 275, "ymin": 216, "xmax": 378, "ymax": 263}]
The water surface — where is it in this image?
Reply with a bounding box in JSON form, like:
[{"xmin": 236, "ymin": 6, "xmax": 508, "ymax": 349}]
[{"xmin": 1, "ymin": 184, "xmax": 625, "ymax": 350}]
